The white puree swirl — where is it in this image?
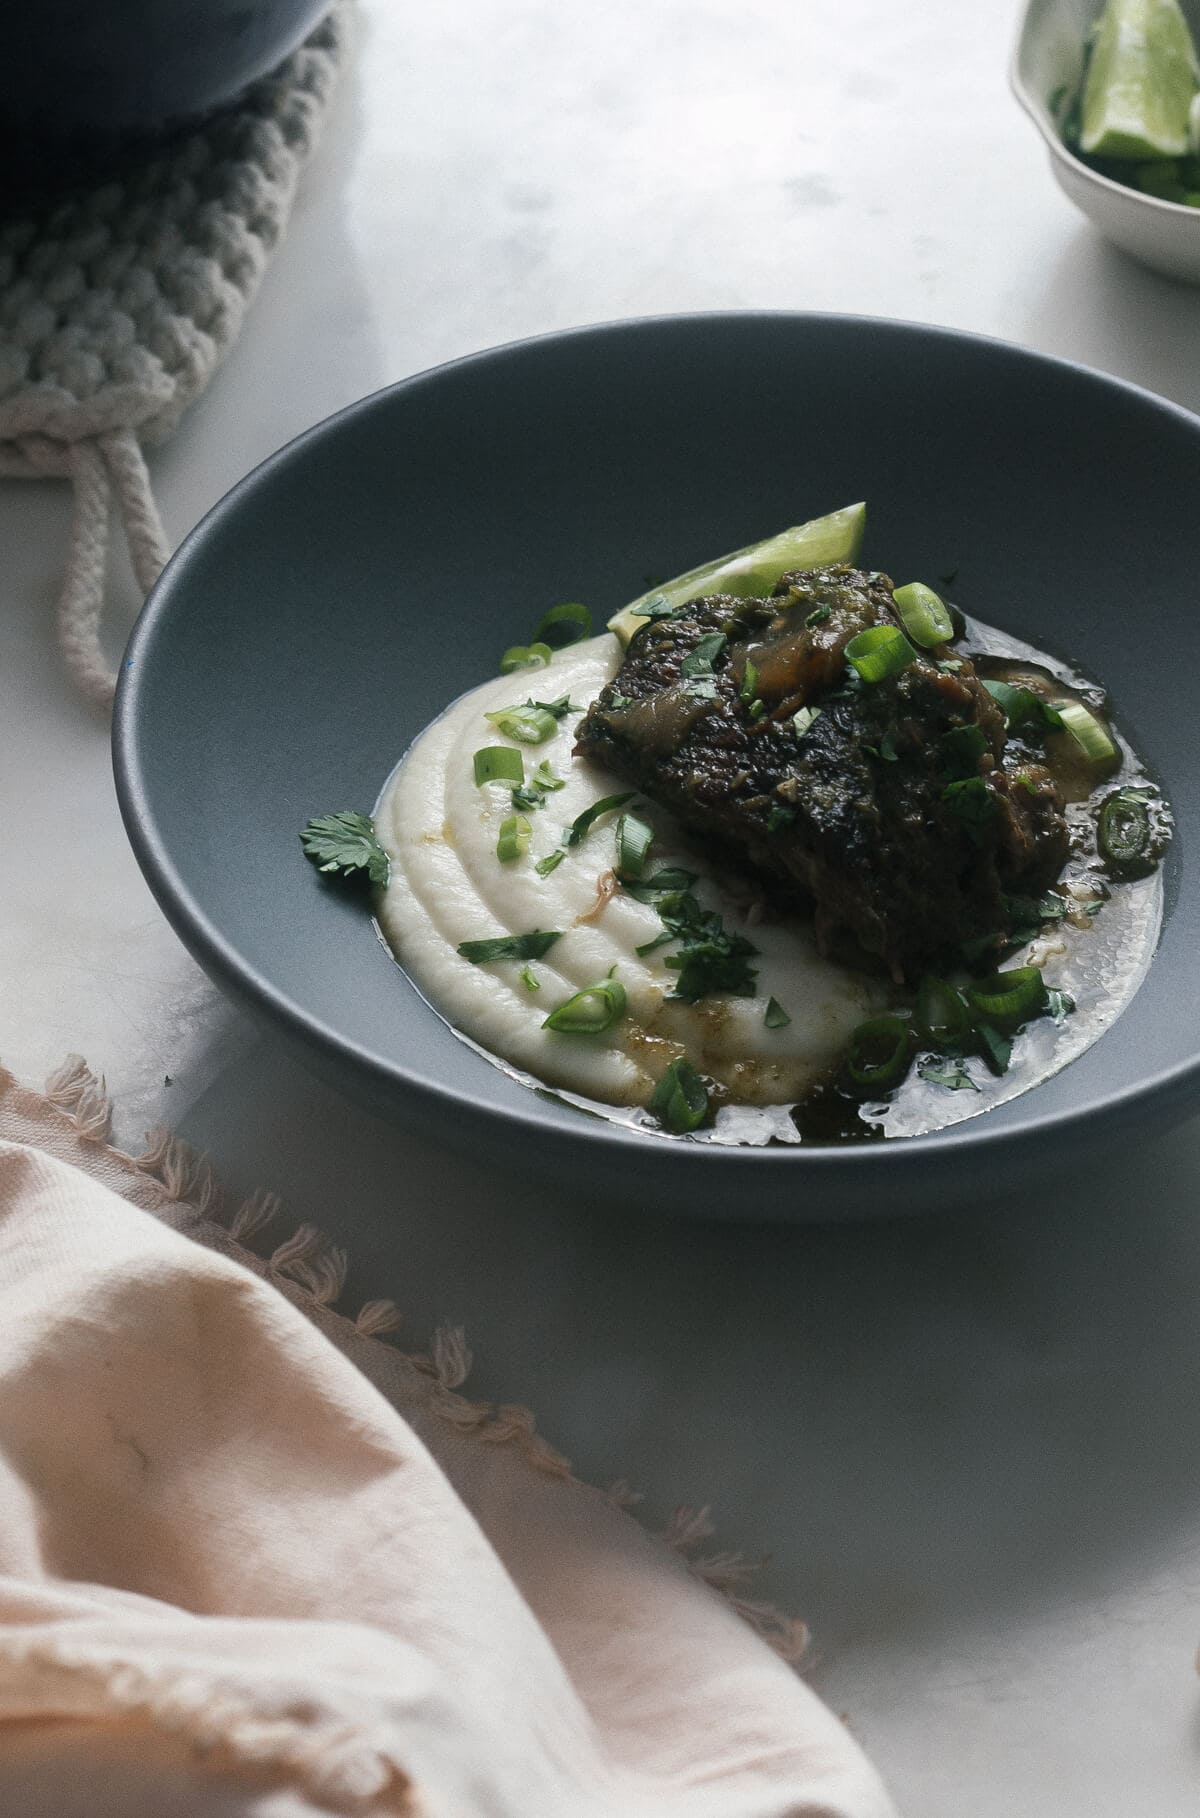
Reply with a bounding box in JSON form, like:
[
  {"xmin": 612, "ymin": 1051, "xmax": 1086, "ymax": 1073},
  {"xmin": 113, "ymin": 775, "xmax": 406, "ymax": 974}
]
[{"xmin": 375, "ymin": 634, "xmax": 886, "ymax": 1107}]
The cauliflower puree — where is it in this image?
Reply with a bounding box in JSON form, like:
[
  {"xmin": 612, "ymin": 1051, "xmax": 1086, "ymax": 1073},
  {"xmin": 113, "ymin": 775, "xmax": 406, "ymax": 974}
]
[{"xmin": 375, "ymin": 636, "xmax": 886, "ymax": 1108}]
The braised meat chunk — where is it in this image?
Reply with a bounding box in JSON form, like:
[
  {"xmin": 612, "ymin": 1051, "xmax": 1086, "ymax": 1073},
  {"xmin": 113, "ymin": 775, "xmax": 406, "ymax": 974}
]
[{"xmin": 576, "ymin": 565, "xmax": 1069, "ymax": 979}]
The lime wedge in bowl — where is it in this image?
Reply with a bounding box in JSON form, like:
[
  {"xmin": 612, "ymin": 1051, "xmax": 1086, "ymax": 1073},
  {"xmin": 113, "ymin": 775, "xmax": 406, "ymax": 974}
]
[
  {"xmin": 1080, "ymin": 0, "xmax": 1200, "ymax": 160},
  {"xmin": 607, "ymin": 500, "xmax": 866, "ymax": 646}
]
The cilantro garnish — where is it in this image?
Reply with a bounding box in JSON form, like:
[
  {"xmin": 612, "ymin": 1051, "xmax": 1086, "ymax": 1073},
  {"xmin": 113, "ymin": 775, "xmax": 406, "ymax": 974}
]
[
  {"xmin": 944, "ymin": 776, "xmax": 997, "ymax": 841},
  {"xmin": 300, "ymin": 812, "xmax": 390, "ymax": 886},
  {"xmin": 679, "ymin": 632, "xmax": 727, "ymax": 700},
  {"xmin": 458, "ymin": 930, "xmax": 563, "ymax": 964},
  {"xmin": 652, "ymin": 889, "xmax": 759, "ymax": 1003},
  {"xmin": 630, "ymin": 593, "xmax": 677, "ymax": 624},
  {"xmin": 511, "ymin": 760, "xmax": 566, "ymax": 812},
  {"xmin": 918, "ymin": 1055, "xmax": 979, "ymax": 1092}
]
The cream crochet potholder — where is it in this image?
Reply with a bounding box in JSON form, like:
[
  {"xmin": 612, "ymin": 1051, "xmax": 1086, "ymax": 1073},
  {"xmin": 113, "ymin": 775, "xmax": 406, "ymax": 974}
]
[{"xmin": 0, "ymin": 3, "xmax": 348, "ymax": 710}]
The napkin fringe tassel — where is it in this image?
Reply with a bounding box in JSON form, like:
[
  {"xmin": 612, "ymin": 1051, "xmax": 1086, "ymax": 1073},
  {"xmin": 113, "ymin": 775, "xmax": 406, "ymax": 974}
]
[
  {"xmin": 6, "ymin": 1633, "xmax": 414, "ymax": 1812},
  {"xmin": 39, "ymin": 1054, "xmax": 810, "ymax": 1664}
]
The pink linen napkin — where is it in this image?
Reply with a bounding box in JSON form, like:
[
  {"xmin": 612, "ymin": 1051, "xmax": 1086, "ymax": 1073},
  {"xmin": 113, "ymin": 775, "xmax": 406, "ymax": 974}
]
[{"xmin": 0, "ymin": 1062, "xmax": 896, "ymax": 1818}]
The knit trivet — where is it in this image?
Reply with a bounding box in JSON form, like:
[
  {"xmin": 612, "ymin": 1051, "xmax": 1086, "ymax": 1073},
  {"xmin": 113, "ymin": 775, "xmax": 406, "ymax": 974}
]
[{"xmin": 0, "ymin": 3, "xmax": 348, "ymax": 710}]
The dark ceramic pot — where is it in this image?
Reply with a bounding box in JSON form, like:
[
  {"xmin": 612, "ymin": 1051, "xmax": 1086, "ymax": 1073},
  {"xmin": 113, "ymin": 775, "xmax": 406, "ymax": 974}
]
[{"xmin": 1, "ymin": 0, "xmax": 332, "ymax": 204}]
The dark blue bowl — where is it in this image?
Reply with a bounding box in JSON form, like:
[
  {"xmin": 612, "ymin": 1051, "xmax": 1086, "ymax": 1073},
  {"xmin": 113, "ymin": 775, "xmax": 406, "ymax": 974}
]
[{"xmin": 113, "ymin": 314, "xmax": 1200, "ymax": 1219}]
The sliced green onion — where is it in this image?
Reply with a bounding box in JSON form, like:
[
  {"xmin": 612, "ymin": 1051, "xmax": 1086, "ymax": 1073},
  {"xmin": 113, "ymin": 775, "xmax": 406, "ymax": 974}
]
[
  {"xmin": 532, "ymin": 601, "xmax": 591, "ymax": 648},
  {"xmin": 543, "ymin": 974, "xmax": 627, "ymax": 1035},
  {"xmin": 474, "ymin": 746, "xmax": 525, "ymax": 786},
  {"xmin": 1046, "ymin": 987, "xmax": 1075, "ymax": 1023},
  {"xmin": 499, "ymin": 641, "xmax": 553, "ymax": 673},
  {"xmin": 982, "ymin": 680, "xmax": 1062, "ymax": 733},
  {"xmin": 566, "ymin": 791, "xmax": 637, "ymax": 848},
  {"xmin": 616, "ymin": 811, "xmax": 654, "ymax": 879},
  {"xmin": 940, "ymin": 724, "xmax": 989, "ymax": 777},
  {"xmin": 749, "ymin": 699, "xmax": 767, "ymax": 721},
  {"xmin": 878, "ymin": 728, "xmax": 900, "ymax": 763},
  {"xmin": 496, "ymin": 813, "xmax": 532, "ymax": 862},
  {"xmin": 844, "ymin": 625, "xmax": 917, "ymax": 684},
  {"xmin": 764, "ymin": 996, "xmax": 791, "ymax": 1028},
  {"xmin": 966, "ymin": 965, "xmax": 1047, "ymax": 1032},
  {"xmin": 805, "ymin": 604, "xmax": 833, "ymax": 628},
  {"xmin": 793, "ymin": 706, "xmax": 822, "ymax": 739},
  {"xmin": 915, "ymin": 976, "xmax": 973, "ymax": 1048},
  {"xmin": 648, "ymin": 1057, "xmax": 709, "ymax": 1133},
  {"xmin": 485, "ymin": 703, "xmax": 560, "ymax": 744},
  {"xmin": 519, "ymin": 964, "xmax": 540, "ymax": 991},
  {"xmin": 739, "ymin": 657, "xmax": 759, "ymax": 705},
  {"xmin": 975, "ymin": 1021, "xmax": 1013, "ymax": 1076},
  {"xmin": 767, "ymin": 803, "xmax": 797, "ymax": 832},
  {"xmin": 1098, "ymin": 789, "xmax": 1152, "ymax": 868},
  {"xmin": 846, "ymin": 1015, "xmax": 913, "ymax": 1093},
  {"xmin": 1052, "ymin": 699, "xmax": 1118, "ymax": 766},
  {"xmin": 535, "ymin": 847, "xmax": 567, "ymax": 878},
  {"xmin": 458, "ymin": 930, "xmax": 562, "ymax": 963},
  {"xmin": 892, "ymin": 581, "xmax": 954, "ymax": 647},
  {"xmin": 532, "ymin": 760, "xmax": 566, "ymax": 792}
]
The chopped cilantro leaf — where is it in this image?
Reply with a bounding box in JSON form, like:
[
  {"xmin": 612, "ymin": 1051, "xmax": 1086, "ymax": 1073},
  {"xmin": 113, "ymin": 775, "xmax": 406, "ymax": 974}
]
[
  {"xmin": 939, "ymin": 723, "xmax": 989, "ymax": 778},
  {"xmin": 621, "ymin": 867, "xmax": 698, "ymax": 903},
  {"xmin": 566, "ymin": 791, "xmax": 637, "ymax": 849},
  {"xmin": 630, "ymin": 593, "xmax": 676, "ymax": 623},
  {"xmin": 918, "ymin": 1055, "xmax": 979, "ymax": 1092},
  {"xmin": 944, "ymin": 776, "xmax": 997, "ymax": 841},
  {"xmin": 680, "ymin": 632, "xmax": 727, "ymax": 679},
  {"xmin": 458, "ymin": 930, "xmax": 563, "ymax": 964},
  {"xmin": 300, "ymin": 812, "xmax": 390, "ymax": 886},
  {"xmin": 530, "ymin": 695, "xmax": 581, "ymax": 719}
]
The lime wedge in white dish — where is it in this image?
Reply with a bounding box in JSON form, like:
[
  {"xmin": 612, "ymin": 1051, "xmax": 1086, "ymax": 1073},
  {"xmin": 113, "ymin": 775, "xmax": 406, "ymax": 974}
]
[
  {"xmin": 606, "ymin": 501, "xmax": 866, "ymax": 646},
  {"xmin": 1080, "ymin": 0, "xmax": 1200, "ymax": 161}
]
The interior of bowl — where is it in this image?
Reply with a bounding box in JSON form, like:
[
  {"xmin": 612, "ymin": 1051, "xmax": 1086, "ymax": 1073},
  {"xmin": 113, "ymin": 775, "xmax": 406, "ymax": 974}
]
[{"xmin": 114, "ymin": 313, "xmax": 1200, "ymax": 1217}]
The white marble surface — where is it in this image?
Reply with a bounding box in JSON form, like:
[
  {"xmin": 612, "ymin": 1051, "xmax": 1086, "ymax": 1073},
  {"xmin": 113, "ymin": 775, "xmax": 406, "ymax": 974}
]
[{"xmin": 5, "ymin": 2, "xmax": 1200, "ymax": 1811}]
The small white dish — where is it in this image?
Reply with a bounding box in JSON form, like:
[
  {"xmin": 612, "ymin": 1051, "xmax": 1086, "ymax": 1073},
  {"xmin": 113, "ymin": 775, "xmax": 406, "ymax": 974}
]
[{"xmin": 1012, "ymin": 0, "xmax": 1200, "ymax": 284}]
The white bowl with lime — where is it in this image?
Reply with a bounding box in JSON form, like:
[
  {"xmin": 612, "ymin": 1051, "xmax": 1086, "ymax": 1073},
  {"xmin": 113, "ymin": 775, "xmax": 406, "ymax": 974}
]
[{"xmin": 1013, "ymin": 0, "xmax": 1200, "ymax": 283}]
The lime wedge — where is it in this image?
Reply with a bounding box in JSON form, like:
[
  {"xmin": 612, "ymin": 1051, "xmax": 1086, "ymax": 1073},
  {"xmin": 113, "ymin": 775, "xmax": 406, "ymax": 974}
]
[
  {"xmin": 606, "ymin": 501, "xmax": 867, "ymax": 647},
  {"xmin": 1080, "ymin": 0, "xmax": 1200, "ymax": 161}
]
